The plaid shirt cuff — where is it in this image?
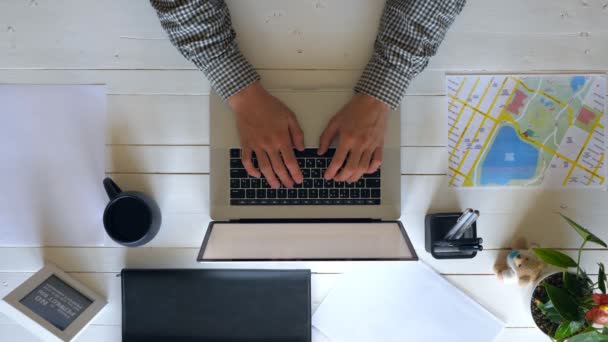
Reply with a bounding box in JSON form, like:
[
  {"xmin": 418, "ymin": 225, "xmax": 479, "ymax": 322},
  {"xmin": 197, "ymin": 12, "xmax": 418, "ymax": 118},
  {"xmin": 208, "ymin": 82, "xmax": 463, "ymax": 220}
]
[
  {"xmin": 354, "ymin": 58, "xmax": 413, "ymax": 110},
  {"xmin": 192, "ymin": 46, "xmax": 261, "ymax": 100}
]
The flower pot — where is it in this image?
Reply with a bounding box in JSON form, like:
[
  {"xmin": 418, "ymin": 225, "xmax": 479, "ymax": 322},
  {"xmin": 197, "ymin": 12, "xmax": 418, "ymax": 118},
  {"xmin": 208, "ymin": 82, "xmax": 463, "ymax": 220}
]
[{"xmin": 527, "ymin": 270, "xmax": 564, "ymax": 338}]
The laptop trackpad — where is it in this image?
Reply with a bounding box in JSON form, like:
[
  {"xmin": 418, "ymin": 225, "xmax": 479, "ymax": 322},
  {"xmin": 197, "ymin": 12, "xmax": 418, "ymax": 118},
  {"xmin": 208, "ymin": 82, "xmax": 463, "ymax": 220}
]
[{"xmin": 198, "ymin": 222, "xmax": 416, "ymax": 261}]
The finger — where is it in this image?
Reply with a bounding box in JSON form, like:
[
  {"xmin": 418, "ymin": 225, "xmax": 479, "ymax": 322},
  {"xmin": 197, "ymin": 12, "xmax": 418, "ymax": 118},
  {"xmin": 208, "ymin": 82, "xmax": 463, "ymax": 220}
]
[
  {"xmin": 281, "ymin": 147, "xmax": 303, "ymax": 184},
  {"xmin": 256, "ymin": 150, "xmax": 281, "ymax": 189},
  {"xmin": 324, "ymin": 142, "xmax": 349, "ymax": 180},
  {"xmin": 348, "ymin": 149, "xmax": 373, "ymax": 182},
  {"xmin": 241, "ymin": 148, "xmax": 261, "ymax": 178},
  {"xmin": 267, "ymin": 149, "xmax": 294, "ymax": 188},
  {"xmin": 288, "ymin": 115, "xmax": 305, "ymax": 151},
  {"xmin": 318, "ymin": 119, "xmax": 338, "ymax": 156},
  {"xmin": 336, "ymin": 148, "xmax": 362, "ymax": 182},
  {"xmin": 368, "ymin": 147, "xmax": 383, "ymax": 173}
]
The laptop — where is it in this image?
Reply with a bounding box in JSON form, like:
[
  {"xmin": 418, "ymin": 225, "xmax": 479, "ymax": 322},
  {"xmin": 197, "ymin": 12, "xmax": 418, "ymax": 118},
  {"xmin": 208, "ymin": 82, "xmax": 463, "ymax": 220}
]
[{"xmin": 201, "ymin": 90, "xmax": 416, "ymax": 263}]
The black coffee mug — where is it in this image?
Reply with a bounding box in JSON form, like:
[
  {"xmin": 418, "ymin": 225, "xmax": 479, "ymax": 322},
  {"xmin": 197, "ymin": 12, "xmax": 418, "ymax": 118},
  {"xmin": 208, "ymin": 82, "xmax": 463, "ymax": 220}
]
[{"xmin": 102, "ymin": 177, "xmax": 161, "ymax": 247}]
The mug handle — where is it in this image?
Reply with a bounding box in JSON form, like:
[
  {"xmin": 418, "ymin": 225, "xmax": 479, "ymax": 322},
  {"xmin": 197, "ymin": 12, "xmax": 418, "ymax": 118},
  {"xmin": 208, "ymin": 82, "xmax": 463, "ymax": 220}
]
[{"xmin": 103, "ymin": 177, "xmax": 122, "ymax": 200}]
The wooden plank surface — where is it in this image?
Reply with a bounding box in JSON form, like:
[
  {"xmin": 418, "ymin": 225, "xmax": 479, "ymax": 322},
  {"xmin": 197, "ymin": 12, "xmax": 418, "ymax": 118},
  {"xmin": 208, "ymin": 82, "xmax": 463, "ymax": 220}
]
[{"xmin": 2, "ymin": 0, "xmax": 608, "ymax": 340}]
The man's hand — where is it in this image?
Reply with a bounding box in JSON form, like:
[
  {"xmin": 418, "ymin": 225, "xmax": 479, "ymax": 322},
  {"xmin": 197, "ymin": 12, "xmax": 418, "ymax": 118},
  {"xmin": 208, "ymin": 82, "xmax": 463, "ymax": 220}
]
[
  {"xmin": 228, "ymin": 81, "xmax": 305, "ymax": 189},
  {"xmin": 318, "ymin": 93, "xmax": 389, "ymax": 183}
]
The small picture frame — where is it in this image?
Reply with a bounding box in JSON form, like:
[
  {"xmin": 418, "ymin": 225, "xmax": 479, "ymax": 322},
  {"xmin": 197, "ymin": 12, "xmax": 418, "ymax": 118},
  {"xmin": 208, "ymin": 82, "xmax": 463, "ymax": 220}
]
[{"xmin": 0, "ymin": 264, "xmax": 106, "ymax": 341}]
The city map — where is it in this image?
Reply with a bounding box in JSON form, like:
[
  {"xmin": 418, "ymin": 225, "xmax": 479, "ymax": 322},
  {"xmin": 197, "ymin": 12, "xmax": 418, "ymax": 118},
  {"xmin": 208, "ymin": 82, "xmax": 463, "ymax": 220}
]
[{"xmin": 446, "ymin": 74, "xmax": 606, "ymax": 188}]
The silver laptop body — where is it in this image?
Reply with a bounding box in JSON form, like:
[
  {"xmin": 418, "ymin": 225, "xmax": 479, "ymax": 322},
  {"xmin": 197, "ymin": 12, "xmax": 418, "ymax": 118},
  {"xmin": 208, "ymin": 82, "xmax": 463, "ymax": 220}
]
[{"xmin": 210, "ymin": 90, "xmax": 401, "ymax": 220}]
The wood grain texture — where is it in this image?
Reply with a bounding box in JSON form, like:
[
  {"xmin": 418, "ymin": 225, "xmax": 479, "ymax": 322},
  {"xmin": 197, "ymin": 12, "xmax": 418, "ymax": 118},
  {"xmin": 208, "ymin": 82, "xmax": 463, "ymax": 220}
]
[{"xmin": 2, "ymin": 0, "xmax": 608, "ymax": 69}]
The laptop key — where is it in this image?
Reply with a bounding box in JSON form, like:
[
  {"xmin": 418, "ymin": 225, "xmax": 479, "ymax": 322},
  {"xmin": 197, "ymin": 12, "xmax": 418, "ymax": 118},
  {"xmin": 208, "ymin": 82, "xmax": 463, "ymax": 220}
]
[
  {"xmin": 319, "ymin": 189, "xmax": 329, "ymax": 198},
  {"xmin": 350, "ymin": 189, "xmax": 360, "ymax": 198},
  {"xmin": 339, "ymin": 189, "xmax": 349, "ymax": 198},
  {"xmin": 230, "ymin": 179, "xmax": 240, "ymax": 188},
  {"xmin": 302, "ymin": 169, "xmax": 311, "ymax": 178},
  {"xmin": 305, "ymin": 159, "xmax": 315, "ymax": 168},
  {"xmin": 366, "ymin": 179, "xmax": 381, "ymax": 188},
  {"xmin": 309, "ymin": 189, "xmax": 318, "ymax": 198},
  {"xmin": 314, "ymin": 179, "xmax": 324, "ymax": 188},
  {"xmin": 288, "ymin": 189, "xmax": 297, "ymax": 198},
  {"xmin": 371, "ymin": 189, "xmax": 381, "ymax": 198},
  {"xmin": 298, "ymin": 189, "xmax": 308, "ymax": 198},
  {"xmin": 329, "ymin": 189, "xmax": 339, "ymax": 198},
  {"xmin": 312, "ymin": 199, "xmax": 322, "ymax": 205},
  {"xmin": 267, "ymin": 189, "xmax": 277, "ymax": 198},
  {"xmin": 316, "ymin": 159, "xmax": 326, "ymax": 168},
  {"xmin": 361, "ymin": 189, "xmax": 370, "ymax": 198},
  {"xmin": 345, "ymin": 182, "xmax": 355, "ymax": 188},
  {"xmin": 230, "ymin": 189, "xmax": 245, "ymax": 199},
  {"xmin": 278, "ymin": 188, "xmax": 287, "ymax": 198},
  {"xmin": 335, "ymin": 181, "xmax": 345, "ymax": 188},
  {"xmin": 355, "ymin": 179, "xmax": 365, "ymax": 188},
  {"xmin": 261, "ymin": 179, "xmax": 270, "ymax": 188},
  {"xmin": 303, "ymin": 179, "xmax": 313, "ymax": 188},
  {"xmin": 297, "ymin": 159, "xmax": 305, "ymax": 168},
  {"xmin": 324, "ymin": 179, "xmax": 334, "ymax": 188},
  {"xmin": 240, "ymin": 179, "xmax": 250, "ymax": 188},
  {"xmin": 231, "ymin": 169, "xmax": 248, "ymax": 178},
  {"xmin": 311, "ymin": 169, "xmax": 321, "ymax": 178},
  {"xmin": 257, "ymin": 189, "xmax": 266, "ymax": 198},
  {"xmin": 230, "ymin": 159, "xmax": 243, "ymax": 168},
  {"xmin": 251, "ymin": 179, "xmax": 261, "ymax": 188},
  {"xmin": 230, "ymin": 149, "xmax": 240, "ymax": 158}
]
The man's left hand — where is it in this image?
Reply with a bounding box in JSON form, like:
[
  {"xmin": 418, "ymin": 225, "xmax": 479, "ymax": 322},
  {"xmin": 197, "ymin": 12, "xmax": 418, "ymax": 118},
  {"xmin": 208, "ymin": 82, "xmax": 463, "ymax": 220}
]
[{"xmin": 318, "ymin": 93, "xmax": 389, "ymax": 183}]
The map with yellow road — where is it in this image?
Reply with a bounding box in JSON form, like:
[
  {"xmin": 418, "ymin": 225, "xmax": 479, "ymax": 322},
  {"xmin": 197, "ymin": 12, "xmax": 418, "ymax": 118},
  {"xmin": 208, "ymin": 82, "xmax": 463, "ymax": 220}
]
[{"xmin": 446, "ymin": 74, "xmax": 606, "ymax": 188}]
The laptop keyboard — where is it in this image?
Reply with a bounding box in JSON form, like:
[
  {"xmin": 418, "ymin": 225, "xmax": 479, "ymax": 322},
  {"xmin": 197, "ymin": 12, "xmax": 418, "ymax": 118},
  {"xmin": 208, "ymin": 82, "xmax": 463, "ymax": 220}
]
[{"xmin": 229, "ymin": 148, "xmax": 381, "ymax": 206}]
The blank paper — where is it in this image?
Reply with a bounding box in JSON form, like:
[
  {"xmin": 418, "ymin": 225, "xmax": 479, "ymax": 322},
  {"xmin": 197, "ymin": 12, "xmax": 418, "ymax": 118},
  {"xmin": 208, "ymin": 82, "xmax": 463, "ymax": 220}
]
[
  {"xmin": 312, "ymin": 262, "xmax": 504, "ymax": 342},
  {"xmin": 0, "ymin": 85, "xmax": 106, "ymax": 246}
]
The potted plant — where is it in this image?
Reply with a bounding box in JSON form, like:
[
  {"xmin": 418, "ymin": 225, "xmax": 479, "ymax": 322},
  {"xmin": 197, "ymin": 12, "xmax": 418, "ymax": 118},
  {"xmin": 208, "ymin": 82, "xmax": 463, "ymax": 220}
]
[{"xmin": 530, "ymin": 214, "xmax": 608, "ymax": 341}]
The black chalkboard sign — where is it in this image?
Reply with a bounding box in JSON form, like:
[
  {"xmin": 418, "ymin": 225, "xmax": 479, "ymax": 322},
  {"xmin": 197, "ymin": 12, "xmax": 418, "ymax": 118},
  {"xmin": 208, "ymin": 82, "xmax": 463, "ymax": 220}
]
[{"xmin": 20, "ymin": 275, "xmax": 93, "ymax": 331}]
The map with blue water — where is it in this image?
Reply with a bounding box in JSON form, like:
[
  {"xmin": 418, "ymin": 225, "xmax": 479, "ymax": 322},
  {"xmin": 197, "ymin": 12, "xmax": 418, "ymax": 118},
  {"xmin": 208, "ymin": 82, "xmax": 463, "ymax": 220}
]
[{"xmin": 446, "ymin": 74, "xmax": 607, "ymax": 187}]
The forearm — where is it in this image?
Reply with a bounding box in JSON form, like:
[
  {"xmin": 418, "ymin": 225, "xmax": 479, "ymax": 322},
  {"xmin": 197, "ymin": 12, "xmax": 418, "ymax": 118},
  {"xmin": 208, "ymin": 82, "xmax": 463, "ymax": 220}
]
[
  {"xmin": 355, "ymin": 0, "xmax": 466, "ymax": 109},
  {"xmin": 150, "ymin": 0, "xmax": 260, "ymax": 99}
]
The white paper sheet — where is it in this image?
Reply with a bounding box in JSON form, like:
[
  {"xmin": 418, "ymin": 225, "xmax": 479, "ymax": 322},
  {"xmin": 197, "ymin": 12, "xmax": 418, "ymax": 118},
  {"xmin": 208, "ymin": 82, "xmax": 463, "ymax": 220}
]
[
  {"xmin": 312, "ymin": 262, "xmax": 504, "ymax": 342},
  {"xmin": 0, "ymin": 85, "xmax": 107, "ymax": 246}
]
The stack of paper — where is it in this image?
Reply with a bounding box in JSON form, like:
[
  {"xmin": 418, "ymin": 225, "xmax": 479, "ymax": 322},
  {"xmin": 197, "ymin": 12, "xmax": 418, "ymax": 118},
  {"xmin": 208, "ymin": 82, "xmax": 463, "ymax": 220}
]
[{"xmin": 312, "ymin": 262, "xmax": 503, "ymax": 342}]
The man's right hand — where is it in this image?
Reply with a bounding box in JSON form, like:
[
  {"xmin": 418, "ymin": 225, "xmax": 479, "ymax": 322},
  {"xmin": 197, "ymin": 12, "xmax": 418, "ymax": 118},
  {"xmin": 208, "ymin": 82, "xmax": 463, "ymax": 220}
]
[{"xmin": 228, "ymin": 81, "xmax": 305, "ymax": 189}]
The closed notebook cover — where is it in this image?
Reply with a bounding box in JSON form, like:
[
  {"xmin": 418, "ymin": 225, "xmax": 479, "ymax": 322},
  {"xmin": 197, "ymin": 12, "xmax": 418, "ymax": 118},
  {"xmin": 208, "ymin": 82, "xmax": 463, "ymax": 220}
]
[{"xmin": 121, "ymin": 269, "xmax": 311, "ymax": 342}]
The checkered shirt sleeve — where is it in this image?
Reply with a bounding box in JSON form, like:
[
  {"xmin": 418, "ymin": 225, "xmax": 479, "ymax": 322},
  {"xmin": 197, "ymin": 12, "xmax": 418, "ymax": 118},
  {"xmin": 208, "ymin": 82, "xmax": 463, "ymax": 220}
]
[
  {"xmin": 150, "ymin": 0, "xmax": 260, "ymax": 100},
  {"xmin": 355, "ymin": 0, "xmax": 466, "ymax": 109}
]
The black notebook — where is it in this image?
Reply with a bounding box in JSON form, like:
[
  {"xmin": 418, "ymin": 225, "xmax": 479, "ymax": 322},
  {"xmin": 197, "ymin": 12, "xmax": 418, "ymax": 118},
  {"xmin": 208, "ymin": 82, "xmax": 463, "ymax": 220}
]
[{"xmin": 121, "ymin": 269, "xmax": 311, "ymax": 342}]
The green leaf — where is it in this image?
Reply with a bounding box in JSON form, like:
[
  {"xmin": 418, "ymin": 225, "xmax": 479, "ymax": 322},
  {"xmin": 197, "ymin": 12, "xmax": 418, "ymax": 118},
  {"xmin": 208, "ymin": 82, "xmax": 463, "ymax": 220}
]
[
  {"xmin": 567, "ymin": 331, "xmax": 608, "ymax": 342},
  {"xmin": 533, "ymin": 248, "xmax": 578, "ymax": 268},
  {"xmin": 537, "ymin": 300, "xmax": 565, "ymax": 324},
  {"xmin": 560, "ymin": 214, "xmax": 607, "ymax": 247},
  {"xmin": 565, "ymin": 273, "xmax": 584, "ymax": 297},
  {"xmin": 599, "ymin": 263, "xmax": 606, "ymax": 294},
  {"xmin": 555, "ymin": 321, "xmax": 585, "ymax": 340},
  {"xmin": 603, "ymin": 326, "xmax": 608, "ymax": 335},
  {"xmin": 544, "ymin": 283, "xmax": 583, "ymax": 321}
]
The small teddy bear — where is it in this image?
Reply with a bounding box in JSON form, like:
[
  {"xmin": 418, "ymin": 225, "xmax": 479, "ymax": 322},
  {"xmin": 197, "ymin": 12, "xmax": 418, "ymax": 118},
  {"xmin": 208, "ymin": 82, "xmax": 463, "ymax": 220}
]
[{"xmin": 494, "ymin": 237, "xmax": 545, "ymax": 287}]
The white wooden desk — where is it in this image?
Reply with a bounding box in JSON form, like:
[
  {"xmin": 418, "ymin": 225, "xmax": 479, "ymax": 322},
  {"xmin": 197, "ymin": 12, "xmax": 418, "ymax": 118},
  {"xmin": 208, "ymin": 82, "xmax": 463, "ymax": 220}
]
[{"xmin": 1, "ymin": 0, "xmax": 607, "ymax": 340}]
